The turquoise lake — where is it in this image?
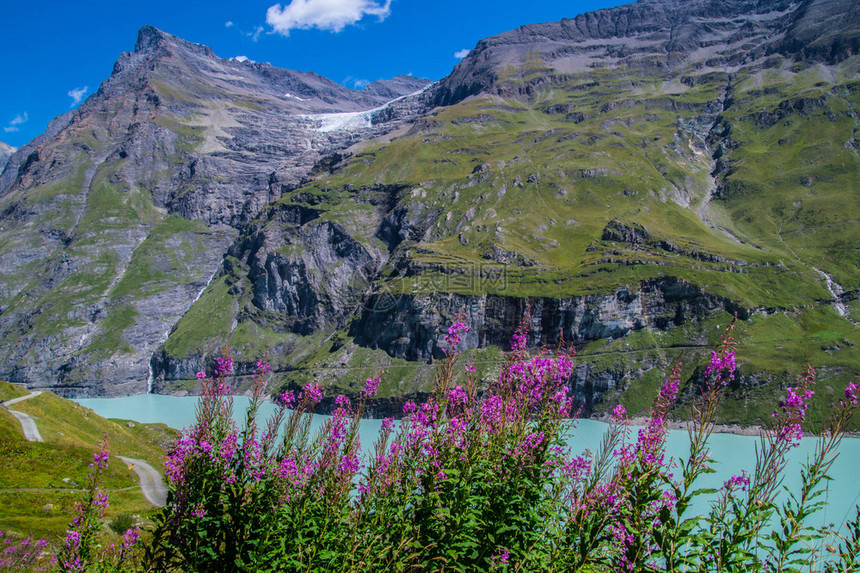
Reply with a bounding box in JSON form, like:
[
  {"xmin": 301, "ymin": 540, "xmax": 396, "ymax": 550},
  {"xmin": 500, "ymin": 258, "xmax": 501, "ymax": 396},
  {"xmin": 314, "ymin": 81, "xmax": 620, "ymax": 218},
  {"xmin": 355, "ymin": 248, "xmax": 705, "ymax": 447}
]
[{"xmin": 75, "ymin": 393, "xmax": 860, "ymax": 528}]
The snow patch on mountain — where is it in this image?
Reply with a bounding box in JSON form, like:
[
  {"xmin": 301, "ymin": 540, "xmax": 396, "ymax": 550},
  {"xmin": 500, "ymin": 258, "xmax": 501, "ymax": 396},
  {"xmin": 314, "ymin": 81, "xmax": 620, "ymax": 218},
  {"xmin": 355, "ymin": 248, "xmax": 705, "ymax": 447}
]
[{"xmin": 300, "ymin": 84, "xmax": 430, "ymax": 133}]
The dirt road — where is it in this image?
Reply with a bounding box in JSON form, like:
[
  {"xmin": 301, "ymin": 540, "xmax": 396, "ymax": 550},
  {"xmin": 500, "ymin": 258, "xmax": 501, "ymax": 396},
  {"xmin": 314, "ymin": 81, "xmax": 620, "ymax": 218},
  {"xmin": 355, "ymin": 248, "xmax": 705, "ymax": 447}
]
[
  {"xmin": 2, "ymin": 390, "xmax": 43, "ymax": 442},
  {"xmin": 118, "ymin": 456, "xmax": 167, "ymax": 507}
]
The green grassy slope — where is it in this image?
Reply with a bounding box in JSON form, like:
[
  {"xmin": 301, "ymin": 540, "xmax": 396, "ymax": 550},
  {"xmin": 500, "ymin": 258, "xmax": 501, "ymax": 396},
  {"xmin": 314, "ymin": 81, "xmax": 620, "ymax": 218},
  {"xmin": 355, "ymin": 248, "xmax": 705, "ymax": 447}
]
[{"xmin": 0, "ymin": 381, "xmax": 178, "ymax": 541}]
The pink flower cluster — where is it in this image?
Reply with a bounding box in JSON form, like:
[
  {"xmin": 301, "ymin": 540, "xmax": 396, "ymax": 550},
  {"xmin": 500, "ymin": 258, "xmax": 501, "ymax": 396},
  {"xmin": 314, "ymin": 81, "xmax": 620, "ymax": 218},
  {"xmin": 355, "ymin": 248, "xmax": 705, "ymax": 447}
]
[
  {"xmin": 846, "ymin": 380, "xmax": 859, "ymax": 405},
  {"xmin": 302, "ymin": 383, "xmax": 323, "ymax": 404},
  {"xmin": 774, "ymin": 373, "xmax": 815, "ymax": 446},
  {"xmin": 0, "ymin": 532, "xmax": 52, "ymax": 572},
  {"xmin": 723, "ymin": 472, "xmax": 750, "ymax": 492},
  {"xmin": 445, "ymin": 321, "xmax": 469, "ymax": 353},
  {"xmin": 363, "ymin": 376, "xmax": 380, "ymax": 398},
  {"xmin": 704, "ymin": 349, "xmax": 737, "ymax": 385}
]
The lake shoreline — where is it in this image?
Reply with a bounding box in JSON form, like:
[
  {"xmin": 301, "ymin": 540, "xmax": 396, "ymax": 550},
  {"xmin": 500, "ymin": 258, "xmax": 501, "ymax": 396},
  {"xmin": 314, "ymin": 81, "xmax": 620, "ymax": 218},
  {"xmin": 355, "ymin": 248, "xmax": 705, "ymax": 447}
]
[
  {"xmin": 619, "ymin": 416, "xmax": 860, "ymax": 439},
  {"xmin": 147, "ymin": 389, "xmax": 860, "ymax": 438}
]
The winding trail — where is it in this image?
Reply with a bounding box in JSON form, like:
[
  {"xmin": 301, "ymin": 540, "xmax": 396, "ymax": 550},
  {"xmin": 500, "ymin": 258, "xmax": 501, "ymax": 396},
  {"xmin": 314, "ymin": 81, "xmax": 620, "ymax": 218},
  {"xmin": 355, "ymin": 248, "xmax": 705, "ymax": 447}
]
[
  {"xmin": 118, "ymin": 456, "xmax": 167, "ymax": 507},
  {"xmin": 2, "ymin": 390, "xmax": 167, "ymax": 507},
  {"xmin": 2, "ymin": 390, "xmax": 43, "ymax": 442}
]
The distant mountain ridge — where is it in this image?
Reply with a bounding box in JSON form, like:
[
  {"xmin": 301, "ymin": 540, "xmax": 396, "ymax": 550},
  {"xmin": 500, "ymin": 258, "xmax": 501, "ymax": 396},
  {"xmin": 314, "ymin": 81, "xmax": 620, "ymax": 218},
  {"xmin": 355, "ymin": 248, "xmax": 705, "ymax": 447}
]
[
  {"xmin": 0, "ymin": 0, "xmax": 857, "ymax": 430},
  {"xmin": 433, "ymin": 0, "xmax": 860, "ymax": 106}
]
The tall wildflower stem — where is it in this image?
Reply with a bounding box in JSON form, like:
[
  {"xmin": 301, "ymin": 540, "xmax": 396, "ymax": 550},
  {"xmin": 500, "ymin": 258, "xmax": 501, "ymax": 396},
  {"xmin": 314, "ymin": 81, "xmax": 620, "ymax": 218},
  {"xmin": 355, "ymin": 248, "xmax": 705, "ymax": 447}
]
[
  {"xmin": 660, "ymin": 320, "xmax": 736, "ymax": 569},
  {"xmin": 57, "ymin": 437, "xmax": 111, "ymax": 573},
  {"xmin": 708, "ymin": 365, "xmax": 816, "ymax": 570},
  {"xmin": 770, "ymin": 374, "xmax": 859, "ymax": 571}
]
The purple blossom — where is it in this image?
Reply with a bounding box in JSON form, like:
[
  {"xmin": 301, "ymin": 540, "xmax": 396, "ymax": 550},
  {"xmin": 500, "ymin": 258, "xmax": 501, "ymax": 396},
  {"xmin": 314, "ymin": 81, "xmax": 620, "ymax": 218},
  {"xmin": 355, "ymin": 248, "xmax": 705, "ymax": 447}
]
[
  {"xmin": 511, "ymin": 330, "xmax": 527, "ymax": 352},
  {"xmin": 845, "ymin": 381, "xmax": 859, "ymax": 405},
  {"xmin": 704, "ymin": 350, "xmax": 737, "ymax": 384},
  {"xmin": 255, "ymin": 360, "xmax": 271, "ymax": 375},
  {"xmin": 723, "ymin": 472, "xmax": 750, "ymax": 492},
  {"xmin": 491, "ymin": 548, "xmax": 510, "ymax": 564},
  {"xmin": 363, "ymin": 376, "xmax": 380, "ymax": 398},
  {"xmin": 447, "ymin": 385, "xmax": 469, "ymax": 407},
  {"xmin": 445, "ymin": 321, "xmax": 469, "ymax": 352},
  {"xmin": 275, "ymin": 390, "xmax": 296, "ymax": 409},
  {"xmin": 216, "ymin": 355, "xmax": 233, "ymax": 376},
  {"xmin": 774, "ymin": 372, "xmax": 815, "ymax": 447},
  {"xmin": 121, "ymin": 527, "xmax": 140, "ymax": 549},
  {"xmin": 301, "ymin": 383, "xmax": 323, "ymax": 404}
]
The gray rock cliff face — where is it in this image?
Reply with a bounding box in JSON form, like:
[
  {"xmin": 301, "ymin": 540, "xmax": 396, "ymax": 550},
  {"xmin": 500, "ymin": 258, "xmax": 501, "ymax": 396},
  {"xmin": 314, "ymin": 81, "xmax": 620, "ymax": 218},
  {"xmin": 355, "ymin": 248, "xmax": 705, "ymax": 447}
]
[{"xmin": 349, "ymin": 278, "xmax": 751, "ymax": 362}]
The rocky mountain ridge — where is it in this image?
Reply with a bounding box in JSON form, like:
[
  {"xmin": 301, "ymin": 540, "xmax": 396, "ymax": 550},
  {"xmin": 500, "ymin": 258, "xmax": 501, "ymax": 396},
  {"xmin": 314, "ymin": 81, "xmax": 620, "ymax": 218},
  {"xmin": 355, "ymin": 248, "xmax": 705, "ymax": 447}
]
[{"xmin": 433, "ymin": 0, "xmax": 859, "ymax": 105}]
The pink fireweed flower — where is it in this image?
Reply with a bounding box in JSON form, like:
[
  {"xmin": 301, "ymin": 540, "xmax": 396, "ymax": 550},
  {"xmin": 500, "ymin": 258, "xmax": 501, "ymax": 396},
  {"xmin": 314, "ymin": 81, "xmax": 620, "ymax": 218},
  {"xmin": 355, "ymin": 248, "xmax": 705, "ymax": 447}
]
[
  {"xmin": 563, "ymin": 455, "xmax": 592, "ymax": 482},
  {"xmin": 511, "ymin": 329, "xmax": 528, "ymax": 353},
  {"xmin": 845, "ymin": 381, "xmax": 859, "ymax": 405},
  {"xmin": 339, "ymin": 455, "xmax": 360, "ymax": 474},
  {"xmin": 723, "ymin": 472, "xmax": 750, "ymax": 492},
  {"xmin": 445, "ymin": 321, "xmax": 469, "ymax": 352},
  {"xmin": 63, "ymin": 530, "xmax": 81, "ymax": 548},
  {"xmin": 89, "ymin": 450, "xmax": 109, "ymax": 470},
  {"xmin": 216, "ymin": 355, "xmax": 233, "ymax": 376},
  {"xmin": 275, "ymin": 390, "xmax": 296, "ymax": 409},
  {"xmin": 120, "ymin": 526, "xmax": 140, "ymax": 555},
  {"xmin": 447, "ymin": 385, "xmax": 469, "ymax": 407},
  {"xmin": 363, "ymin": 376, "xmax": 380, "ymax": 398},
  {"xmin": 704, "ymin": 350, "xmax": 737, "ymax": 385},
  {"xmin": 773, "ymin": 368, "xmax": 815, "ymax": 447},
  {"xmin": 301, "ymin": 383, "xmax": 323, "ymax": 404},
  {"xmin": 612, "ymin": 404, "xmax": 627, "ymax": 422},
  {"xmin": 381, "ymin": 417, "xmax": 395, "ymax": 433},
  {"xmin": 196, "ymin": 371, "xmax": 206, "ymax": 380},
  {"xmin": 491, "ymin": 548, "xmax": 510, "ymax": 565}
]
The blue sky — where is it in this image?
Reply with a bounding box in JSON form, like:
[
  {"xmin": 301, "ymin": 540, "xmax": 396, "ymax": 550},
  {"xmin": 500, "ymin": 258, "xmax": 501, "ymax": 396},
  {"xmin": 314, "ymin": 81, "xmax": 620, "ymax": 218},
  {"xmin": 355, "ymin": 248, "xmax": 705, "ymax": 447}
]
[{"xmin": 0, "ymin": 0, "xmax": 628, "ymax": 149}]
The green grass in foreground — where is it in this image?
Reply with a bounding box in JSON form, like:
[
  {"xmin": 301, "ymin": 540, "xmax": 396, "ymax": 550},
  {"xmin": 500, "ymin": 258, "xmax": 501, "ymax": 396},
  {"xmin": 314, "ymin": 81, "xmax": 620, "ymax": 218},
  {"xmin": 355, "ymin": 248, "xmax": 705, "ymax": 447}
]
[{"xmin": 0, "ymin": 381, "xmax": 178, "ymax": 541}]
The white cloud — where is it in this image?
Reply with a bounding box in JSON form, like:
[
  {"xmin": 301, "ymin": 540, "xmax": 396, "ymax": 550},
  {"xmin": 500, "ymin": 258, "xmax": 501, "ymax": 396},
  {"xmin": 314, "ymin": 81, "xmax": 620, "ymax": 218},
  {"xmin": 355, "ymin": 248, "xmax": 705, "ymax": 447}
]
[
  {"xmin": 68, "ymin": 86, "xmax": 88, "ymax": 107},
  {"xmin": 4, "ymin": 112, "xmax": 28, "ymax": 132},
  {"xmin": 454, "ymin": 49, "xmax": 470, "ymax": 59},
  {"xmin": 248, "ymin": 25, "xmax": 264, "ymax": 42},
  {"xmin": 231, "ymin": 55, "xmax": 255, "ymax": 63},
  {"xmin": 353, "ymin": 79, "xmax": 370, "ymax": 89},
  {"xmin": 266, "ymin": 0, "xmax": 391, "ymax": 35},
  {"xmin": 225, "ymin": 21, "xmax": 234, "ymax": 27}
]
